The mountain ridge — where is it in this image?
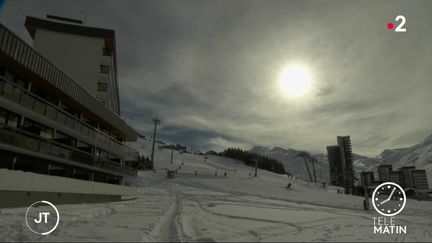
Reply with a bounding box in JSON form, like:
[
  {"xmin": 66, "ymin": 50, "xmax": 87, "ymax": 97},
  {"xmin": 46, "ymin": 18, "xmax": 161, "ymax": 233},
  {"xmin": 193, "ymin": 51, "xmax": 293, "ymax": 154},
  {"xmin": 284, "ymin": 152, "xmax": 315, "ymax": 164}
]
[{"xmin": 250, "ymin": 134, "xmax": 432, "ymax": 183}]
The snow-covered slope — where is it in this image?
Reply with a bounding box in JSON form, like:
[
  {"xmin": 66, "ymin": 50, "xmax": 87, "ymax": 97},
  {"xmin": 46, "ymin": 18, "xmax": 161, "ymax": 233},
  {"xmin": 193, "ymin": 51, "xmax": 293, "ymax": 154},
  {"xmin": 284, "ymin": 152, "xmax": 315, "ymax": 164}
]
[
  {"xmin": 376, "ymin": 135, "xmax": 432, "ymax": 170},
  {"xmin": 249, "ymin": 146, "xmax": 330, "ymax": 182},
  {"xmin": 249, "ymin": 146, "xmax": 374, "ymax": 182},
  {"xmin": 2, "ymin": 137, "xmax": 432, "ymax": 242}
]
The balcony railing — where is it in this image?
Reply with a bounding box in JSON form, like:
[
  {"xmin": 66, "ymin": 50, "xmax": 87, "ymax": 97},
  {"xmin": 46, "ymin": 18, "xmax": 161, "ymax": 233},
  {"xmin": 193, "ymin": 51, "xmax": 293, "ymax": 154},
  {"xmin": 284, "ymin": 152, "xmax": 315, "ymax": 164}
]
[
  {"xmin": 0, "ymin": 23, "xmax": 137, "ymax": 140},
  {"xmin": 0, "ymin": 78, "xmax": 139, "ymax": 162},
  {"xmin": 0, "ymin": 124, "xmax": 137, "ymax": 176}
]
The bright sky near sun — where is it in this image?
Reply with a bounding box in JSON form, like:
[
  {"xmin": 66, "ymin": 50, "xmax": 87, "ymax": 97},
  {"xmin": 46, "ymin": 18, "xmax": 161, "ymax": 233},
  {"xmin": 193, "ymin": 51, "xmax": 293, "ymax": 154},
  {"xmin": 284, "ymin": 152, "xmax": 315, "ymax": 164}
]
[{"xmin": 279, "ymin": 65, "xmax": 312, "ymax": 98}]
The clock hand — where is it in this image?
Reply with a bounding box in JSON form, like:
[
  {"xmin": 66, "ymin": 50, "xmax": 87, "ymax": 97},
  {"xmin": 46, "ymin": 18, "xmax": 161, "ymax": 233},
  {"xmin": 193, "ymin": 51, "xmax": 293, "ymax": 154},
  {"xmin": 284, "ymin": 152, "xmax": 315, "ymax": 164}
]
[
  {"xmin": 387, "ymin": 187, "xmax": 396, "ymax": 201},
  {"xmin": 381, "ymin": 187, "xmax": 396, "ymax": 205}
]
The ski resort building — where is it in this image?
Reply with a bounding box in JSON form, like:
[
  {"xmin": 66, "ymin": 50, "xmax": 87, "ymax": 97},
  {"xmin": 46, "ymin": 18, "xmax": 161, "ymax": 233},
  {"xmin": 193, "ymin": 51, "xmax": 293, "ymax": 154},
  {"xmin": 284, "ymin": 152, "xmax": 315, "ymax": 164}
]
[
  {"xmin": 360, "ymin": 171, "xmax": 374, "ymax": 187},
  {"xmin": 0, "ymin": 15, "xmax": 139, "ymax": 189},
  {"xmin": 327, "ymin": 136, "xmax": 354, "ymax": 193},
  {"xmin": 327, "ymin": 145, "xmax": 343, "ymax": 186},
  {"xmin": 399, "ymin": 166, "xmax": 416, "ymax": 188},
  {"xmin": 337, "ymin": 136, "xmax": 354, "ymax": 192},
  {"xmin": 377, "ymin": 164, "xmax": 393, "ymax": 182},
  {"xmin": 411, "ymin": 169, "xmax": 429, "ymax": 189},
  {"xmin": 388, "ymin": 170, "xmax": 403, "ymax": 185}
]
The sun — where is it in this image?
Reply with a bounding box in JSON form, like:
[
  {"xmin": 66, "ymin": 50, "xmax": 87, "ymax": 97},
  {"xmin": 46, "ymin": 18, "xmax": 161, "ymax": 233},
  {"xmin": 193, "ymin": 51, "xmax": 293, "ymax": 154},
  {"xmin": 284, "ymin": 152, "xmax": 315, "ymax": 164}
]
[{"xmin": 278, "ymin": 65, "xmax": 312, "ymax": 98}]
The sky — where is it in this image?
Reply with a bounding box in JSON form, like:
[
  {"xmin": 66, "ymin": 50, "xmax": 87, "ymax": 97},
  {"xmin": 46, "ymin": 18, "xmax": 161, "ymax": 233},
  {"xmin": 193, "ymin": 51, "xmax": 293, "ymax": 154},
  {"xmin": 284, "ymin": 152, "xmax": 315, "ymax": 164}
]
[{"xmin": 1, "ymin": 0, "xmax": 432, "ymax": 156}]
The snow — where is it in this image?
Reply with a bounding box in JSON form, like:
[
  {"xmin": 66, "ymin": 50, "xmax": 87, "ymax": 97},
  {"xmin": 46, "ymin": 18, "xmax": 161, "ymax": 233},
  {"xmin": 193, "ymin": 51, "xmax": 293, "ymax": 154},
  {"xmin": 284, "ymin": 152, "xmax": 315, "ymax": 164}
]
[{"xmin": 1, "ymin": 138, "xmax": 431, "ymax": 242}]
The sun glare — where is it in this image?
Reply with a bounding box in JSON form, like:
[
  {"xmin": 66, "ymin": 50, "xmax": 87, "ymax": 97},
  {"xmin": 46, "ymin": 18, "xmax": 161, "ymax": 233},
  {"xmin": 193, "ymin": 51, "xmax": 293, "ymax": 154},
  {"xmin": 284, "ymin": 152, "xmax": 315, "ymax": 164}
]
[{"xmin": 279, "ymin": 65, "xmax": 312, "ymax": 98}]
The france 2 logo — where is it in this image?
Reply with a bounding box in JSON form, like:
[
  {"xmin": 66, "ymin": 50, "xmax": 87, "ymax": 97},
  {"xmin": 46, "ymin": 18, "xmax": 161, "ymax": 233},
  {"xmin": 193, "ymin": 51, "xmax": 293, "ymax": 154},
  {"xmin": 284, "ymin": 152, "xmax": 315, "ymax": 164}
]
[{"xmin": 387, "ymin": 15, "xmax": 407, "ymax": 32}]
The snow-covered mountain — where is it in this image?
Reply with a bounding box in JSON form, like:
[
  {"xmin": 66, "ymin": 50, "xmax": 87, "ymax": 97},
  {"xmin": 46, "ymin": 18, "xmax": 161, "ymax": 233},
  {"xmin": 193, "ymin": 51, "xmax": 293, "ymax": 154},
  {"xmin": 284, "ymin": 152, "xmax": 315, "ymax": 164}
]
[
  {"xmin": 250, "ymin": 134, "xmax": 432, "ymax": 183},
  {"xmin": 250, "ymin": 146, "xmax": 375, "ymax": 182},
  {"xmin": 375, "ymin": 134, "xmax": 432, "ymax": 171}
]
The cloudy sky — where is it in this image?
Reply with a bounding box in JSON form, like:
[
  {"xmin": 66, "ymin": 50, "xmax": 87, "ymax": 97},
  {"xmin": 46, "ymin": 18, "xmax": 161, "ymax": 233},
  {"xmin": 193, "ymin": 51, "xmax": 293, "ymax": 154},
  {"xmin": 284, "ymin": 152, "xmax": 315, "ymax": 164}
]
[{"xmin": 1, "ymin": 0, "xmax": 432, "ymax": 156}]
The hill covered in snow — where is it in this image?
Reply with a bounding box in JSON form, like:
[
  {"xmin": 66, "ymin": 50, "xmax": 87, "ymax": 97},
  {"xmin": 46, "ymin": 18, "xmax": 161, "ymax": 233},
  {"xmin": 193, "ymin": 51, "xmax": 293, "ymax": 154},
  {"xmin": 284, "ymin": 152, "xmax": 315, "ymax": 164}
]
[
  {"xmin": 376, "ymin": 135, "xmax": 432, "ymax": 169},
  {"xmin": 249, "ymin": 146, "xmax": 330, "ymax": 182},
  {"xmin": 249, "ymin": 146, "xmax": 373, "ymax": 182},
  {"xmin": 249, "ymin": 134, "xmax": 432, "ymax": 183}
]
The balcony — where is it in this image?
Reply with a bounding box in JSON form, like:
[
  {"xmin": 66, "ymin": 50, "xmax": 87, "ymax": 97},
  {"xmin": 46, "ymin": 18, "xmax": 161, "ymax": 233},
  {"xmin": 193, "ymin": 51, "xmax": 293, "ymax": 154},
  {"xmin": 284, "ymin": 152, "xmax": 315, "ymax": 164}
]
[
  {"xmin": 0, "ymin": 78, "xmax": 140, "ymax": 162},
  {"xmin": 0, "ymin": 124, "xmax": 137, "ymax": 176}
]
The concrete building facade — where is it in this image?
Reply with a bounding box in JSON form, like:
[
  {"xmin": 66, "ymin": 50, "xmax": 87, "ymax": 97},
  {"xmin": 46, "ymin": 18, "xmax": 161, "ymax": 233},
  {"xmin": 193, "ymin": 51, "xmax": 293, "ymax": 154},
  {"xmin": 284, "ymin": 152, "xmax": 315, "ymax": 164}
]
[
  {"xmin": 378, "ymin": 164, "xmax": 393, "ymax": 182},
  {"xmin": 327, "ymin": 145, "xmax": 343, "ymax": 187},
  {"xmin": 337, "ymin": 136, "xmax": 354, "ymax": 192},
  {"xmin": 388, "ymin": 170, "xmax": 403, "ymax": 185},
  {"xmin": 0, "ymin": 15, "xmax": 139, "ymax": 186},
  {"xmin": 327, "ymin": 136, "xmax": 354, "ymax": 193},
  {"xmin": 400, "ymin": 166, "xmax": 416, "ymax": 188},
  {"xmin": 360, "ymin": 171, "xmax": 374, "ymax": 187},
  {"xmin": 412, "ymin": 169, "xmax": 428, "ymax": 189},
  {"xmin": 26, "ymin": 16, "xmax": 120, "ymax": 113}
]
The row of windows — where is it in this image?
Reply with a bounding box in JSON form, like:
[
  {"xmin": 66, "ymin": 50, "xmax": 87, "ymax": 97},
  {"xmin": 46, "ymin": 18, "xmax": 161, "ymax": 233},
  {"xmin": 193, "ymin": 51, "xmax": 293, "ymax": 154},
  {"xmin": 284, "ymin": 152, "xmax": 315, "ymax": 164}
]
[
  {"xmin": 97, "ymin": 82, "xmax": 108, "ymax": 92},
  {"xmin": 0, "ymin": 78, "xmax": 139, "ymax": 160},
  {"xmin": 100, "ymin": 65, "xmax": 110, "ymax": 74},
  {"xmin": 0, "ymin": 107, "xmax": 117, "ymax": 161},
  {"xmin": 0, "ymin": 66, "xmax": 29, "ymax": 90},
  {"xmin": 0, "ymin": 107, "xmax": 19, "ymax": 127},
  {"xmin": 0, "ymin": 68, "xmax": 124, "ymax": 141}
]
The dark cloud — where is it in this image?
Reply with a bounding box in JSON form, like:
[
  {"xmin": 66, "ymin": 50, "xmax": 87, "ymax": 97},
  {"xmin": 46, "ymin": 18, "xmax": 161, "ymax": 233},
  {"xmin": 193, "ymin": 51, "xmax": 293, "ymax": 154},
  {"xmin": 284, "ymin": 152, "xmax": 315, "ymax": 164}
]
[{"xmin": 2, "ymin": 0, "xmax": 432, "ymax": 155}]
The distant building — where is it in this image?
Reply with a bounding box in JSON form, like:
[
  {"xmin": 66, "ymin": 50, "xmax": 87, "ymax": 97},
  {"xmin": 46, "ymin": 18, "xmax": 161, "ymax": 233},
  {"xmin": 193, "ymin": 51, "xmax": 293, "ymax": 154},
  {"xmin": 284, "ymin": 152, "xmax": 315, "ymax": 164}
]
[
  {"xmin": 327, "ymin": 136, "xmax": 354, "ymax": 193},
  {"xmin": 327, "ymin": 145, "xmax": 343, "ymax": 186},
  {"xmin": 388, "ymin": 171, "xmax": 403, "ymax": 185},
  {"xmin": 400, "ymin": 166, "xmax": 416, "ymax": 188},
  {"xmin": 360, "ymin": 171, "xmax": 374, "ymax": 187},
  {"xmin": 378, "ymin": 164, "xmax": 393, "ymax": 182},
  {"xmin": 370, "ymin": 180, "xmax": 383, "ymax": 187},
  {"xmin": 337, "ymin": 136, "xmax": 354, "ymax": 193},
  {"xmin": 412, "ymin": 170, "xmax": 429, "ymax": 189}
]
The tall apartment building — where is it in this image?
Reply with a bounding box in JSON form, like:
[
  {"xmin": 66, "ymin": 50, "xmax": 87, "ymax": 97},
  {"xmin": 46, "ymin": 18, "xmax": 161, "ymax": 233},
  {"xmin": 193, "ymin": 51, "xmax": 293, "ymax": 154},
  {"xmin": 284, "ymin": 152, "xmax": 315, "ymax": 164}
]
[
  {"xmin": 360, "ymin": 171, "xmax": 374, "ymax": 187},
  {"xmin": 0, "ymin": 15, "xmax": 139, "ymax": 185},
  {"xmin": 400, "ymin": 166, "xmax": 416, "ymax": 188},
  {"xmin": 327, "ymin": 145, "xmax": 343, "ymax": 186},
  {"xmin": 378, "ymin": 164, "xmax": 393, "ymax": 182},
  {"xmin": 337, "ymin": 136, "xmax": 354, "ymax": 192},
  {"xmin": 327, "ymin": 136, "xmax": 354, "ymax": 193}
]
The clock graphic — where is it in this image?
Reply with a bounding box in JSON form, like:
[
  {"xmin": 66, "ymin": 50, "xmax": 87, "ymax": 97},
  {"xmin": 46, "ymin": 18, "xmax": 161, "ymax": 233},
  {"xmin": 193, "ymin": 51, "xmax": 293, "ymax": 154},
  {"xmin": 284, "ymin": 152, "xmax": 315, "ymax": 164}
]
[{"xmin": 372, "ymin": 182, "xmax": 406, "ymax": 217}]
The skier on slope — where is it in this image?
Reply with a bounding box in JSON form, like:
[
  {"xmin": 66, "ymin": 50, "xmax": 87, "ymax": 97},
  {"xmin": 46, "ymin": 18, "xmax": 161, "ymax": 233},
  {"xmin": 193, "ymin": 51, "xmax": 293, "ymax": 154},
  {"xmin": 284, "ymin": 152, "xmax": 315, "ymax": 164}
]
[{"xmin": 286, "ymin": 178, "xmax": 293, "ymax": 189}]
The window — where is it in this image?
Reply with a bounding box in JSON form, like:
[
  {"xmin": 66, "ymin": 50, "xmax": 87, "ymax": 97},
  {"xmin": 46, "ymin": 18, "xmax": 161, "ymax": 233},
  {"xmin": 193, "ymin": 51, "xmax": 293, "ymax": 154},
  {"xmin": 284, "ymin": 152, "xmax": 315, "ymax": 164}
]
[
  {"xmin": 2, "ymin": 69, "xmax": 29, "ymax": 89},
  {"xmin": 54, "ymin": 131, "xmax": 76, "ymax": 147},
  {"xmin": 0, "ymin": 66, "xmax": 5, "ymax": 76},
  {"xmin": 102, "ymin": 48, "xmax": 111, "ymax": 56},
  {"xmin": 0, "ymin": 108, "xmax": 5, "ymax": 124},
  {"xmin": 23, "ymin": 118, "xmax": 53, "ymax": 139},
  {"xmin": 0, "ymin": 108, "xmax": 20, "ymax": 128},
  {"xmin": 77, "ymin": 140, "xmax": 93, "ymax": 154},
  {"xmin": 100, "ymin": 65, "xmax": 110, "ymax": 74},
  {"xmin": 5, "ymin": 70, "xmax": 14, "ymax": 82},
  {"xmin": 97, "ymin": 82, "xmax": 108, "ymax": 92},
  {"xmin": 7, "ymin": 113, "xmax": 19, "ymax": 127},
  {"xmin": 100, "ymin": 149, "xmax": 109, "ymax": 159}
]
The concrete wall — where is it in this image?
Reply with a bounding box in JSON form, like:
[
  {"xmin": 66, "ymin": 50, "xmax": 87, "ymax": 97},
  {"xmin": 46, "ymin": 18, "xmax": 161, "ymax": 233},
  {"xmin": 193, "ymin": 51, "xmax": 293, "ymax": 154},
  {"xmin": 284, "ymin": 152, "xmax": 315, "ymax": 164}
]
[
  {"xmin": 33, "ymin": 29, "xmax": 103, "ymax": 97},
  {"xmin": 0, "ymin": 191, "xmax": 121, "ymax": 208},
  {"xmin": 0, "ymin": 169, "xmax": 137, "ymax": 208}
]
